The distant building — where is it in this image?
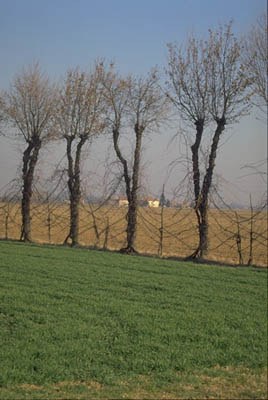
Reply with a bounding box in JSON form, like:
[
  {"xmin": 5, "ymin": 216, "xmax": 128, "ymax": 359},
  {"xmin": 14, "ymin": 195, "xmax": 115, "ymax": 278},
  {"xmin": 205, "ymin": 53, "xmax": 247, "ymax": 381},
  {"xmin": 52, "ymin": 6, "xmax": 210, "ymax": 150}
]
[
  {"xmin": 118, "ymin": 197, "xmax": 129, "ymax": 207},
  {"xmin": 147, "ymin": 198, "xmax": 160, "ymax": 208},
  {"xmin": 118, "ymin": 197, "xmax": 160, "ymax": 208}
]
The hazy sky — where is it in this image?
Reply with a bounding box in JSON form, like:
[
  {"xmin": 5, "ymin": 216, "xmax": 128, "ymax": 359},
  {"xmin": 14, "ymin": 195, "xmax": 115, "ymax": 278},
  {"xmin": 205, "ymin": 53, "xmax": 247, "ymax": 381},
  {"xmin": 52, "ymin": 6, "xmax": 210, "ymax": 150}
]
[{"xmin": 0, "ymin": 0, "xmax": 267, "ymax": 205}]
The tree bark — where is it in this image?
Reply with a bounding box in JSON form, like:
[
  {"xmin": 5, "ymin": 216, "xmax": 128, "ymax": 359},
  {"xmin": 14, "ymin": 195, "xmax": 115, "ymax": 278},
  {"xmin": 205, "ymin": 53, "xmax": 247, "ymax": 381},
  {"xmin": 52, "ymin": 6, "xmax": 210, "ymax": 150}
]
[
  {"xmin": 196, "ymin": 117, "xmax": 226, "ymax": 258},
  {"xmin": 188, "ymin": 117, "xmax": 225, "ymax": 259},
  {"xmin": 65, "ymin": 136, "xmax": 85, "ymax": 247},
  {"xmin": 191, "ymin": 119, "xmax": 204, "ymax": 206},
  {"xmin": 123, "ymin": 124, "xmax": 143, "ymax": 253},
  {"xmin": 20, "ymin": 138, "xmax": 41, "ymax": 242},
  {"xmin": 113, "ymin": 128, "xmax": 131, "ymax": 201},
  {"xmin": 186, "ymin": 119, "xmax": 204, "ymax": 259},
  {"xmin": 124, "ymin": 124, "xmax": 143, "ymax": 253},
  {"xmin": 196, "ymin": 203, "xmax": 209, "ymax": 258}
]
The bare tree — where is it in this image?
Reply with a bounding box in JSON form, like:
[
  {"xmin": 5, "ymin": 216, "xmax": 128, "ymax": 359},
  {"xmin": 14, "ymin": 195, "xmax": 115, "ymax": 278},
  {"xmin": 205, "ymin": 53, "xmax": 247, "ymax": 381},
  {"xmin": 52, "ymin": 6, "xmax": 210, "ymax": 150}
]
[
  {"xmin": 243, "ymin": 12, "xmax": 268, "ymax": 113},
  {"xmin": 0, "ymin": 64, "xmax": 56, "ymax": 242},
  {"xmin": 166, "ymin": 22, "xmax": 251, "ymax": 259},
  {"xmin": 55, "ymin": 63, "xmax": 107, "ymax": 246},
  {"xmin": 105, "ymin": 69, "xmax": 169, "ymax": 253}
]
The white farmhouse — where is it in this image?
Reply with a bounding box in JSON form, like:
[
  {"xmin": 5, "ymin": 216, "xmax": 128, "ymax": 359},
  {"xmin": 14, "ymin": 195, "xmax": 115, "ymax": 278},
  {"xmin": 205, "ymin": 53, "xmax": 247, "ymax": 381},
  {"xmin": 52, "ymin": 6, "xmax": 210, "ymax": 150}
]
[{"xmin": 147, "ymin": 199, "xmax": 159, "ymax": 208}]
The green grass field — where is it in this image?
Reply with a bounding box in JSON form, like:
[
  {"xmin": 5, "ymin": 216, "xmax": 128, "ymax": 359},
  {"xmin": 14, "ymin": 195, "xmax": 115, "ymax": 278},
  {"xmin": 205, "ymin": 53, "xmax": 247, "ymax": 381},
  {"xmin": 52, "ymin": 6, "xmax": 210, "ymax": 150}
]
[{"xmin": 0, "ymin": 241, "xmax": 267, "ymax": 399}]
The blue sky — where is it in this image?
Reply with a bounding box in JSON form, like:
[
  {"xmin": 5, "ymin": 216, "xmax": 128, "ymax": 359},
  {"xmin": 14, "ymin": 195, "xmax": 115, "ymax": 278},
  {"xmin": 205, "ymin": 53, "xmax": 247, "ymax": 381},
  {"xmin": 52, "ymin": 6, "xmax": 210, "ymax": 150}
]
[
  {"xmin": 0, "ymin": 0, "xmax": 265, "ymax": 85},
  {"xmin": 0, "ymin": 0, "xmax": 267, "ymax": 204}
]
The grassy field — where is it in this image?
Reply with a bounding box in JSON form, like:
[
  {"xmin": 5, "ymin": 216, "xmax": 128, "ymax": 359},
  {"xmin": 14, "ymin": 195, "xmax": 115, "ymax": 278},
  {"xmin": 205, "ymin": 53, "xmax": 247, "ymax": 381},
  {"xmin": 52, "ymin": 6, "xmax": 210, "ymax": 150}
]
[
  {"xmin": 0, "ymin": 202, "xmax": 267, "ymax": 266},
  {"xmin": 0, "ymin": 240, "xmax": 267, "ymax": 399}
]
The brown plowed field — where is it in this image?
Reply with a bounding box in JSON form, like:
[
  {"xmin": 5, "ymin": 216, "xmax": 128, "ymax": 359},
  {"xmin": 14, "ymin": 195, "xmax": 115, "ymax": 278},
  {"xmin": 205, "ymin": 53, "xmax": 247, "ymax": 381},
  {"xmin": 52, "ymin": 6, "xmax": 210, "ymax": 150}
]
[{"xmin": 0, "ymin": 202, "xmax": 267, "ymax": 266}]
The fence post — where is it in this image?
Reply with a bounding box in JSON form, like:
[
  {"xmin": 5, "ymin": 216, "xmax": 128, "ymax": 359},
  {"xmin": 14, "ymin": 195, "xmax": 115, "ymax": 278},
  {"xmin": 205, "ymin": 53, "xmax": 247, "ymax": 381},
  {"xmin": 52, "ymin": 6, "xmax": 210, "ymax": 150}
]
[
  {"xmin": 247, "ymin": 195, "xmax": 254, "ymax": 266},
  {"xmin": 5, "ymin": 203, "xmax": 10, "ymax": 240},
  {"xmin": 46, "ymin": 194, "xmax": 52, "ymax": 244},
  {"xmin": 235, "ymin": 211, "xmax": 243, "ymax": 265},
  {"xmin": 103, "ymin": 217, "xmax": 110, "ymax": 250},
  {"xmin": 158, "ymin": 203, "xmax": 164, "ymax": 257}
]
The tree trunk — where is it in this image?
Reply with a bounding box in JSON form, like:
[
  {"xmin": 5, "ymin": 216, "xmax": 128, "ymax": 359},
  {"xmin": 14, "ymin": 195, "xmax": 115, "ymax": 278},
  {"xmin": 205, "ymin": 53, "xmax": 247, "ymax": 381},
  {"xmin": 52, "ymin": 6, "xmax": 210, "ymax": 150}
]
[
  {"xmin": 69, "ymin": 188, "xmax": 80, "ymax": 246},
  {"xmin": 191, "ymin": 119, "xmax": 204, "ymax": 206},
  {"xmin": 121, "ymin": 124, "xmax": 143, "ymax": 254},
  {"xmin": 65, "ymin": 137, "xmax": 85, "ymax": 247},
  {"xmin": 186, "ymin": 119, "xmax": 204, "ymax": 259},
  {"xmin": 20, "ymin": 139, "xmax": 41, "ymax": 242},
  {"xmin": 189, "ymin": 117, "xmax": 225, "ymax": 259},
  {"xmin": 123, "ymin": 199, "xmax": 138, "ymax": 253},
  {"xmin": 112, "ymin": 128, "xmax": 131, "ymax": 200},
  {"xmin": 112, "ymin": 127, "xmax": 134, "ymax": 253},
  {"xmin": 112, "ymin": 123, "xmax": 144, "ymax": 254},
  {"xmin": 196, "ymin": 203, "xmax": 209, "ymax": 258}
]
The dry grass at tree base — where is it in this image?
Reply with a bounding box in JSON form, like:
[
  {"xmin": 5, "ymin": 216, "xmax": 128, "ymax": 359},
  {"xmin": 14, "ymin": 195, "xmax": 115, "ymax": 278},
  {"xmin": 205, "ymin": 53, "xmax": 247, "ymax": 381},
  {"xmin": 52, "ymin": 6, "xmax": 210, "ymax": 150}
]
[{"xmin": 0, "ymin": 202, "xmax": 267, "ymax": 266}]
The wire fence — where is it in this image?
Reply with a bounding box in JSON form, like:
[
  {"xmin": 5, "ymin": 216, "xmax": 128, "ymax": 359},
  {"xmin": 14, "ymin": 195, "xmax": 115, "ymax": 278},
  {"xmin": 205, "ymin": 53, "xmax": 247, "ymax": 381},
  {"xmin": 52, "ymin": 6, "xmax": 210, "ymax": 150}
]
[{"xmin": 0, "ymin": 186, "xmax": 267, "ymax": 267}]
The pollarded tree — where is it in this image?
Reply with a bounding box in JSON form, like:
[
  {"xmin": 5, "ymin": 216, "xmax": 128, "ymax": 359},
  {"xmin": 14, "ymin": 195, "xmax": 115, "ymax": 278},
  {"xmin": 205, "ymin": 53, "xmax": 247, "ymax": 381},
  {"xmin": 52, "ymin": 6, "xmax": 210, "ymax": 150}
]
[
  {"xmin": 0, "ymin": 64, "xmax": 56, "ymax": 242},
  {"xmin": 105, "ymin": 69, "xmax": 169, "ymax": 253},
  {"xmin": 198, "ymin": 23, "xmax": 251, "ymax": 258},
  {"xmin": 55, "ymin": 63, "xmax": 107, "ymax": 246},
  {"xmin": 167, "ymin": 35, "xmax": 210, "ymax": 225},
  {"xmin": 166, "ymin": 22, "xmax": 251, "ymax": 259}
]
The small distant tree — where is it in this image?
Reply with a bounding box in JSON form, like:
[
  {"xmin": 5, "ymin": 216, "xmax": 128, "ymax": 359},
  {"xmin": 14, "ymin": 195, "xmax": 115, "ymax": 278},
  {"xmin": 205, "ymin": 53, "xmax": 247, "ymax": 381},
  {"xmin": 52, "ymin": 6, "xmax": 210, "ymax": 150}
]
[
  {"xmin": 166, "ymin": 22, "xmax": 251, "ymax": 259},
  {"xmin": 55, "ymin": 63, "xmax": 107, "ymax": 246},
  {"xmin": 0, "ymin": 64, "xmax": 56, "ymax": 242},
  {"xmin": 105, "ymin": 69, "xmax": 169, "ymax": 253}
]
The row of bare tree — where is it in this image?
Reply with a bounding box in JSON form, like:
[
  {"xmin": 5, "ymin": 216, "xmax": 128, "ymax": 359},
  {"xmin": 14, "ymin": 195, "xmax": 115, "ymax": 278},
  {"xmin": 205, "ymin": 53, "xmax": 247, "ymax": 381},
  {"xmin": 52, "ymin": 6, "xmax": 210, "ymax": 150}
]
[
  {"xmin": 0, "ymin": 15, "xmax": 267, "ymax": 261},
  {"xmin": 0, "ymin": 184, "xmax": 267, "ymax": 266}
]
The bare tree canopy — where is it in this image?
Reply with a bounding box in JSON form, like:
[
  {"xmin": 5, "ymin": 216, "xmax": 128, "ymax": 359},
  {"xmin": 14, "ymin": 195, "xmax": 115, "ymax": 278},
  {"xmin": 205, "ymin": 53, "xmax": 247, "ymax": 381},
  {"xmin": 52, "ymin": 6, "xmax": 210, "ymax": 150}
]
[
  {"xmin": 207, "ymin": 22, "xmax": 251, "ymax": 123},
  {"xmin": 0, "ymin": 63, "xmax": 56, "ymax": 241},
  {"xmin": 1, "ymin": 63, "xmax": 56, "ymax": 143},
  {"xmin": 55, "ymin": 62, "xmax": 108, "ymax": 246},
  {"xmin": 167, "ymin": 22, "xmax": 251, "ymax": 125},
  {"xmin": 55, "ymin": 64, "xmax": 107, "ymax": 143},
  {"xmin": 167, "ymin": 36, "xmax": 210, "ymax": 125},
  {"xmin": 128, "ymin": 69, "xmax": 169, "ymax": 132},
  {"xmin": 243, "ymin": 12, "xmax": 268, "ymax": 111}
]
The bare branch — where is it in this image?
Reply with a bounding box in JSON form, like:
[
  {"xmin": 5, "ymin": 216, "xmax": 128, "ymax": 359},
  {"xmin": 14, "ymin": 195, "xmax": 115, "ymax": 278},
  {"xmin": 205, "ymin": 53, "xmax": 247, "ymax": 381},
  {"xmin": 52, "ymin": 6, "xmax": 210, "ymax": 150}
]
[{"xmin": 242, "ymin": 12, "xmax": 268, "ymax": 113}]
